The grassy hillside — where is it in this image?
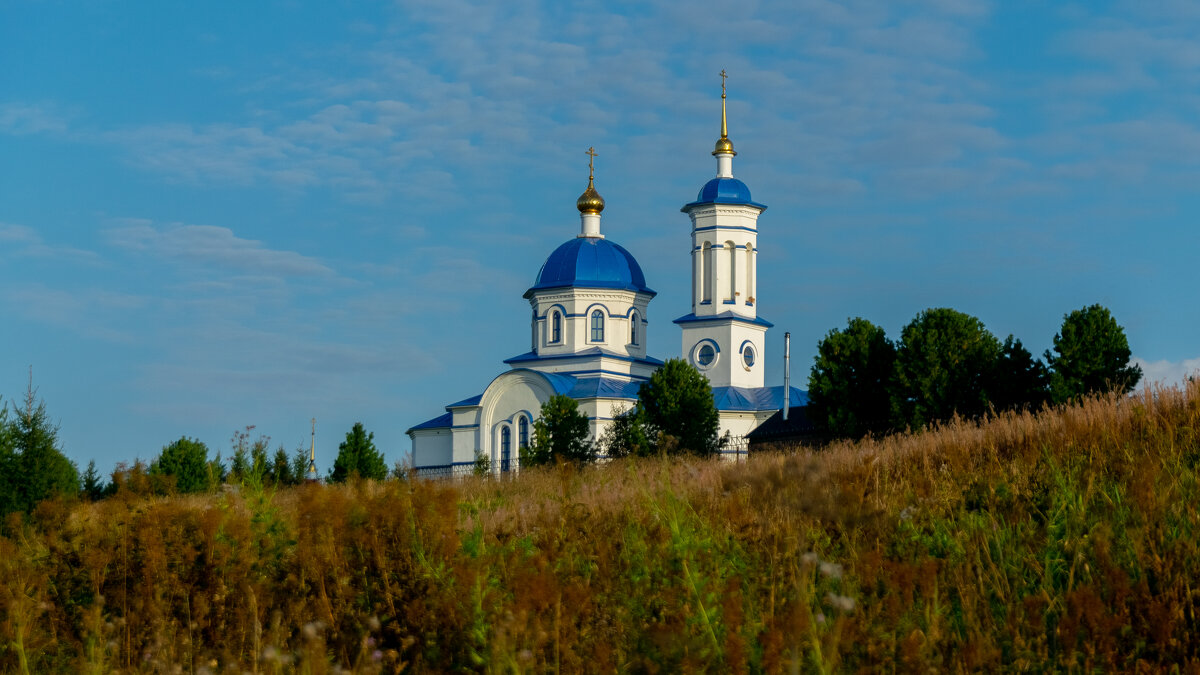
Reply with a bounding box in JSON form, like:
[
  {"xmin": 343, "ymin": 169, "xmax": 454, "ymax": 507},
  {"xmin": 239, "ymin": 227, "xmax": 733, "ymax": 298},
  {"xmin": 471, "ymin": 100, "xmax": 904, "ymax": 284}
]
[{"xmin": 3, "ymin": 381, "xmax": 1199, "ymax": 673}]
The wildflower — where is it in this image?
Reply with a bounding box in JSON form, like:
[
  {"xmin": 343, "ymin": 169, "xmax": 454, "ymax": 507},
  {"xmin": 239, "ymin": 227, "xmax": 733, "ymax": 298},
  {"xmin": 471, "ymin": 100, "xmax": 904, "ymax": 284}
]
[
  {"xmin": 899, "ymin": 506, "xmax": 916, "ymax": 521},
  {"xmin": 372, "ymin": 650, "xmax": 383, "ymax": 662},
  {"xmin": 826, "ymin": 592, "xmax": 855, "ymax": 613},
  {"xmin": 816, "ymin": 613, "xmax": 826, "ymax": 624},
  {"xmin": 801, "ymin": 551, "xmax": 819, "ymax": 565},
  {"xmin": 818, "ymin": 561, "xmax": 843, "ymax": 579},
  {"xmin": 262, "ymin": 646, "xmax": 278, "ymax": 661},
  {"xmin": 368, "ymin": 615, "xmax": 381, "ymax": 631}
]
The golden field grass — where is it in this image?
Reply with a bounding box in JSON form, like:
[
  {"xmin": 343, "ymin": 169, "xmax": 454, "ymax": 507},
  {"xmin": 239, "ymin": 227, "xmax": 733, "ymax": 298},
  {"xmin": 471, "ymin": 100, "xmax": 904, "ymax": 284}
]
[{"xmin": 3, "ymin": 380, "xmax": 1200, "ymax": 673}]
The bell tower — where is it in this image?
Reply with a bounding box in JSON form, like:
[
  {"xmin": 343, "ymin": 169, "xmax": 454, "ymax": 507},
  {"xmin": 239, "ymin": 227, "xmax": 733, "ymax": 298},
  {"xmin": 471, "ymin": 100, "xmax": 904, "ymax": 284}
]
[{"xmin": 676, "ymin": 71, "xmax": 771, "ymax": 388}]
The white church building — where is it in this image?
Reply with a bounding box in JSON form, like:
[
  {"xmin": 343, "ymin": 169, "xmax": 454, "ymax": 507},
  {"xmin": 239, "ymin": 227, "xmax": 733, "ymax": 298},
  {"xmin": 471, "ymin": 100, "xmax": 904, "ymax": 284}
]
[{"xmin": 406, "ymin": 82, "xmax": 806, "ymax": 475}]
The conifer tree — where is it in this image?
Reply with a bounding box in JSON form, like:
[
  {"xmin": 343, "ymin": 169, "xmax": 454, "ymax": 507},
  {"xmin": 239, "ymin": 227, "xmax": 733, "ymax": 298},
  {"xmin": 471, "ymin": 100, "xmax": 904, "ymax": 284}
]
[
  {"xmin": 329, "ymin": 422, "xmax": 387, "ymax": 482},
  {"xmin": 525, "ymin": 394, "xmax": 594, "ymax": 467},
  {"xmin": 10, "ymin": 384, "xmax": 79, "ymax": 512}
]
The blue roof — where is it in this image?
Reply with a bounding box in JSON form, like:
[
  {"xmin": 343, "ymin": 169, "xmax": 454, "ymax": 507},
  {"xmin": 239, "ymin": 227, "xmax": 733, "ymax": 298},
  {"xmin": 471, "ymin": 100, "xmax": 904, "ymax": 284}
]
[
  {"xmin": 712, "ymin": 385, "xmax": 808, "ymax": 412},
  {"xmin": 407, "ymin": 411, "xmax": 453, "ymax": 432},
  {"xmin": 683, "ymin": 178, "xmax": 767, "ymax": 211},
  {"xmin": 525, "ymin": 237, "xmax": 655, "ymax": 297},
  {"xmin": 674, "ymin": 311, "xmax": 775, "ymax": 328},
  {"xmin": 505, "ymin": 347, "xmax": 664, "ymax": 367},
  {"xmin": 567, "ymin": 377, "xmax": 643, "ymax": 400},
  {"xmin": 446, "ymin": 394, "xmax": 483, "ymax": 408}
]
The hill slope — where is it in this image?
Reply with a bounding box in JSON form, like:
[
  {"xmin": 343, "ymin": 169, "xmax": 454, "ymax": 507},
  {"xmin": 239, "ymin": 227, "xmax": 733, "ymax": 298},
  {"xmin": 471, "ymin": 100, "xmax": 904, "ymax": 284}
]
[{"xmin": 3, "ymin": 381, "xmax": 1199, "ymax": 673}]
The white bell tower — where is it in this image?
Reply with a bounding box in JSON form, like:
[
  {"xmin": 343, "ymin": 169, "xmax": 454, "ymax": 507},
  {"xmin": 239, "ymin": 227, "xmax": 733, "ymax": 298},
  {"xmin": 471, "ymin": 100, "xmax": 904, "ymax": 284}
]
[{"xmin": 676, "ymin": 71, "xmax": 771, "ymax": 389}]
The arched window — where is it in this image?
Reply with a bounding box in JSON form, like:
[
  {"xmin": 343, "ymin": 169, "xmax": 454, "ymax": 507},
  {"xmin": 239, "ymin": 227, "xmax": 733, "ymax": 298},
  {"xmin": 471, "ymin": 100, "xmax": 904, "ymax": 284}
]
[
  {"xmin": 745, "ymin": 242, "xmax": 754, "ymax": 303},
  {"xmin": 500, "ymin": 426, "xmax": 511, "ymax": 471},
  {"xmin": 701, "ymin": 243, "xmax": 713, "ymax": 302},
  {"xmin": 630, "ymin": 311, "xmax": 639, "ymax": 345},
  {"xmin": 551, "ymin": 311, "xmax": 562, "ymax": 343},
  {"xmin": 590, "ymin": 310, "xmax": 605, "ymax": 342},
  {"xmin": 726, "ymin": 241, "xmax": 737, "ymax": 302},
  {"xmin": 518, "ymin": 416, "xmax": 529, "ymax": 449},
  {"xmin": 531, "ymin": 310, "xmax": 537, "ymax": 350}
]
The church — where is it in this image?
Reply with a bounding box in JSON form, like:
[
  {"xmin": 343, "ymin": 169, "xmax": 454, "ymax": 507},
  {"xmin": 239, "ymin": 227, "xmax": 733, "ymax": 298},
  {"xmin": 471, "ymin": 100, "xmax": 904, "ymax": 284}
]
[{"xmin": 406, "ymin": 79, "xmax": 807, "ymax": 475}]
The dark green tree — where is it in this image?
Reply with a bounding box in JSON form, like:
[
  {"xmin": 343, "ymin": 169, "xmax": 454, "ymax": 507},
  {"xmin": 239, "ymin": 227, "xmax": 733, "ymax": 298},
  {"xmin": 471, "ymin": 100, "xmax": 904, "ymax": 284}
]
[
  {"xmin": 269, "ymin": 446, "xmax": 295, "ymax": 486},
  {"xmin": 291, "ymin": 445, "xmax": 313, "ymax": 482},
  {"xmin": 524, "ymin": 394, "xmax": 594, "ymax": 467},
  {"xmin": 0, "ymin": 400, "xmax": 16, "ymax": 514},
  {"xmin": 228, "ymin": 448, "xmax": 249, "ymax": 483},
  {"xmin": 892, "ymin": 308, "xmax": 1004, "ymax": 430},
  {"xmin": 80, "ymin": 460, "xmax": 107, "ymax": 501},
  {"xmin": 1046, "ymin": 304, "xmax": 1142, "ymax": 403},
  {"xmin": 807, "ymin": 318, "xmax": 897, "ymax": 437},
  {"xmin": 599, "ymin": 402, "xmax": 651, "ymax": 459},
  {"xmin": 152, "ymin": 437, "xmax": 211, "ymax": 494},
  {"xmin": 329, "ymin": 422, "xmax": 387, "ymax": 482},
  {"xmin": 638, "ymin": 358, "xmax": 720, "ymax": 456},
  {"xmin": 9, "ymin": 387, "xmax": 79, "ymax": 512},
  {"xmin": 991, "ymin": 336, "xmax": 1050, "ymax": 412}
]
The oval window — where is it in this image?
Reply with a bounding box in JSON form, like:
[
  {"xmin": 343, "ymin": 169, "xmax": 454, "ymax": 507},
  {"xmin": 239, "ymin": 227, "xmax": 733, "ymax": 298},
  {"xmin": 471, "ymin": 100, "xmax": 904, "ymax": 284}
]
[
  {"xmin": 697, "ymin": 343, "xmax": 716, "ymax": 366},
  {"xmin": 743, "ymin": 345, "xmax": 755, "ymax": 368}
]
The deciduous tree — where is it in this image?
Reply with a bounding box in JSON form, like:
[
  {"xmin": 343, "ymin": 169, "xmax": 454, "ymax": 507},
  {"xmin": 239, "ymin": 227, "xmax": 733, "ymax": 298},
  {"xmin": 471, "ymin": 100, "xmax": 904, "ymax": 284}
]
[
  {"xmin": 807, "ymin": 318, "xmax": 896, "ymax": 437},
  {"xmin": 1046, "ymin": 304, "xmax": 1142, "ymax": 403},
  {"xmin": 153, "ymin": 437, "xmax": 212, "ymax": 494},
  {"xmin": 892, "ymin": 308, "xmax": 1003, "ymax": 430},
  {"xmin": 599, "ymin": 402, "xmax": 651, "ymax": 459},
  {"xmin": 638, "ymin": 358, "xmax": 720, "ymax": 456}
]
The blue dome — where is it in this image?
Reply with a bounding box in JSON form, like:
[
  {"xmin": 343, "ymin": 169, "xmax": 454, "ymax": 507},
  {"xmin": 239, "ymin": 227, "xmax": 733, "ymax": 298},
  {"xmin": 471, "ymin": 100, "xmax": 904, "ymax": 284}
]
[
  {"xmin": 525, "ymin": 237, "xmax": 656, "ymax": 297},
  {"xmin": 683, "ymin": 177, "xmax": 767, "ymax": 211}
]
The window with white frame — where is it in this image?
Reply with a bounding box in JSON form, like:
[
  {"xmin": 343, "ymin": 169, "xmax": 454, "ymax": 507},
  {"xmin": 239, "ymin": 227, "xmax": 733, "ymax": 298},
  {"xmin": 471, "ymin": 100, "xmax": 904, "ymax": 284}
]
[{"xmin": 590, "ymin": 310, "xmax": 605, "ymax": 342}]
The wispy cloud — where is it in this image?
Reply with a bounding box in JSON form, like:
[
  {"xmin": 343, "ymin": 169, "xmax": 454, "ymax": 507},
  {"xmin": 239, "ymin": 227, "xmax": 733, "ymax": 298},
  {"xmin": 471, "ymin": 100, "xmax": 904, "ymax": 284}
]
[
  {"xmin": 0, "ymin": 222, "xmax": 99, "ymax": 263},
  {"xmin": 105, "ymin": 221, "xmax": 335, "ymax": 278},
  {"xmin": 0, "ymin": 102, "xmax": 69, "ymax": 136}
]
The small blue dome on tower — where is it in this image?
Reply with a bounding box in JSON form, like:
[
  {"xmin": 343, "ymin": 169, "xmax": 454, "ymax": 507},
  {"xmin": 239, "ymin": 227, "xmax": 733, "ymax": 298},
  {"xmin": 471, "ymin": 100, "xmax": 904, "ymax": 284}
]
[
  {"xmin": 682, "ymin": 177, "xmax": 767, "ymax": 211},
  {"xmin": 525, "ymin": 237, "xmax": 656, "ymax": 297}
]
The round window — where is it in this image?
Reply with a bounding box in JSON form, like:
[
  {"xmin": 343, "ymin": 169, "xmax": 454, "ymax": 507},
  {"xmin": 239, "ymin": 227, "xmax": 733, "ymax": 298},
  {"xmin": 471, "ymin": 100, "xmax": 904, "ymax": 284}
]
[
  {"xmin": 697, "ymin": 343, "xmax": 716, "ymax": 366},
  {"xmin": 743, "ymin": 345, "xmax": 755, "ymax": 368}
]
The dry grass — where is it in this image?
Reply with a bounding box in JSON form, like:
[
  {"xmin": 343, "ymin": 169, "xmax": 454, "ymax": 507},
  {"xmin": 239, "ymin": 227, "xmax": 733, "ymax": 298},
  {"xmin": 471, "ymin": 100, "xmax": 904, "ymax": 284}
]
[{"xmin": 2, "ymin": 380, "xmax": 1200, "ymax": 673}]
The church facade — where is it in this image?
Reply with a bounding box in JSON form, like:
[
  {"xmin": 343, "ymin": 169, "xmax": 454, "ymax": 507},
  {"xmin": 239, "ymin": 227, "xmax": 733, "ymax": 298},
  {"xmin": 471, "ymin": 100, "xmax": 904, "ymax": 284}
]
[{"xmin": 406, "ymin": 83, "xmax": 806, "ymax": 474}]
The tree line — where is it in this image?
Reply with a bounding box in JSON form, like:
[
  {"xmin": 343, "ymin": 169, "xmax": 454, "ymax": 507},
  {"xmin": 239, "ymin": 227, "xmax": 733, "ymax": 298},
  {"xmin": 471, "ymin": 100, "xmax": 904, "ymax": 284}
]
[
  {"xmin": 0, "ymin": 303, "xmax": 1144, "ymax": 514},
  {"xmin": 0, "ymin": 389, "xmax": 401, "ymax": 515},
  {"xmin": 807, "ymin": 304, "xmax": 1142, "ymax": 438}
]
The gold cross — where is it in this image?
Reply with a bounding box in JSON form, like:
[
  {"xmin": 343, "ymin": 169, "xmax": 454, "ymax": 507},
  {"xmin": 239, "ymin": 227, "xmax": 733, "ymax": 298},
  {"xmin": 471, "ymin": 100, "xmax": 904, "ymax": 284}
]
[
  {"xmin": 586, "ymin": 146, "xmax": 597, "ymax": 181},
  {"xmin": 720, "ymin": 69, "xmax": 727, "ymax": 98}
]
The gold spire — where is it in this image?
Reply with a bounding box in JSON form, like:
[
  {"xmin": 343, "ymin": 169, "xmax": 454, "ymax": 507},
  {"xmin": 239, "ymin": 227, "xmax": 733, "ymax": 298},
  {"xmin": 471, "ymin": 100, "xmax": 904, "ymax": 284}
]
[
  {"xmin": 713, "ymin": 69, "xmax": 736, "ymax": 156},
  {"xmin": 576, "ymin": 146, "xmax": 606, "ymax": 214},
  {"xmin": 307, "ymin": 417, "xmax": 317, "ymax": 478}
]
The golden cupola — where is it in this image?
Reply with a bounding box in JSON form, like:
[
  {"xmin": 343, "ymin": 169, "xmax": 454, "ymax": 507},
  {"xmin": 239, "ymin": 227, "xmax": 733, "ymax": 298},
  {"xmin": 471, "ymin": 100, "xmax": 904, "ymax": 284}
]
[{"xmin": 576, "ymin": 146, "xmax": 605, "ymax": 214}]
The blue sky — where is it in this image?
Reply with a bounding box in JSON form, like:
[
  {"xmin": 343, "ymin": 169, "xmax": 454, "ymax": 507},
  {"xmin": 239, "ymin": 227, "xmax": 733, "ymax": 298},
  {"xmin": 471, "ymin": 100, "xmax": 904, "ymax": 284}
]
[{"xmin": 2, "ymin": 0, "xmax": 1198, "ymax": 473}]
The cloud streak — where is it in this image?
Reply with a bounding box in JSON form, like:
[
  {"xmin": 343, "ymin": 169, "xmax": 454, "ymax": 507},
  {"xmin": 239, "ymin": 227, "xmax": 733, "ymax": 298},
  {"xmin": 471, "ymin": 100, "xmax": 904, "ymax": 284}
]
[{"xmin": 105, "ymin": 222, "xmax": 335, "ymax": 278}]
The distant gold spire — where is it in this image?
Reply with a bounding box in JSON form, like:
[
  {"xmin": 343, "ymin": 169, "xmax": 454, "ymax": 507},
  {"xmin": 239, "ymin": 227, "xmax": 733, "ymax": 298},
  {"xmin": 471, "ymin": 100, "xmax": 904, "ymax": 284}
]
[
  {"xmin": 307, "ymin": 417, "xmax": 318, "ymax": 478},
  {"xmin": 713, "ymin": 69, "xmax": 736, "ymax": 156},
  {"xmin": 576, "ymin": 146, "xmax": 606, "ymax": 214}
]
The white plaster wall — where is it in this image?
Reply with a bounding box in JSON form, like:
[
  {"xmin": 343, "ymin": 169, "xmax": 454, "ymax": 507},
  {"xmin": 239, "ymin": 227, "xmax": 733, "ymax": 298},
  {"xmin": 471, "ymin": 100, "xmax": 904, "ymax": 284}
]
[
  {"xmin": 531, "ymin": 289, "xmax": 653, "ymax": 360},
  {"xmin": 409, "ymin": 429, "xmax": 453, "ymax": 468},
  {"xmin": 681, "ymin": 321, "xmax": 768, "ymax": 388}
]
